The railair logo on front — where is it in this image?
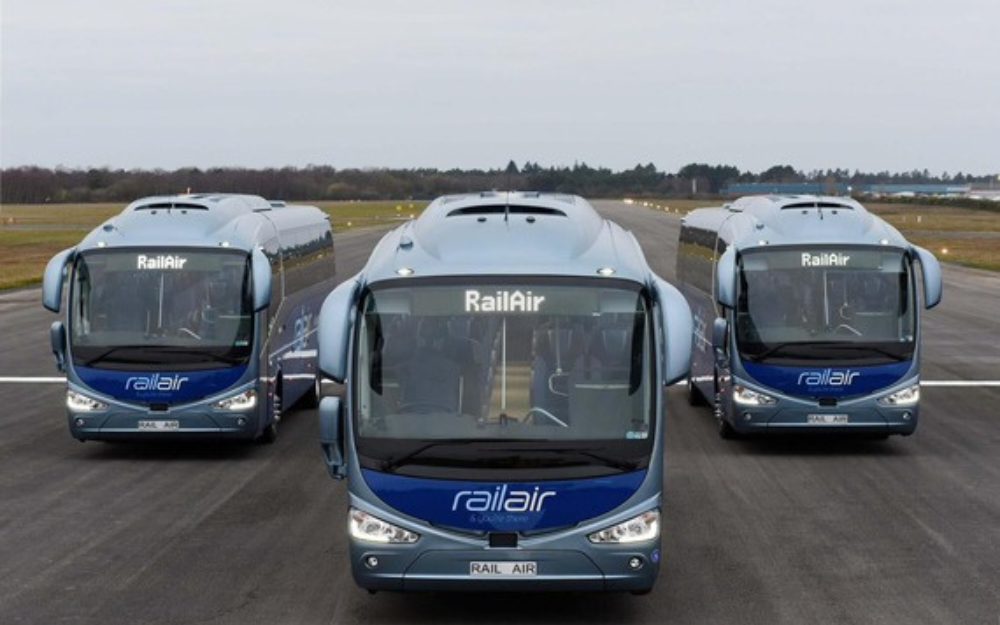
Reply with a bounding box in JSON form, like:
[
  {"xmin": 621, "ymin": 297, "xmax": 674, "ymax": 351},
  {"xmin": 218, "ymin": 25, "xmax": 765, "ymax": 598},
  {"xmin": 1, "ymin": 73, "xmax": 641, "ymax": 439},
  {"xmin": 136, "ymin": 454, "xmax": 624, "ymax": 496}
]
[
  {"xmin": 125, "ymin": 373, "xmax": 189, "ymax": 392},
  {"xmin": 452, "ymin": 485, "xmax": 556, "ymax": 513},
  {"xmin": 797, "ymin": 369, "xmax": 859, "ymax": 387}
]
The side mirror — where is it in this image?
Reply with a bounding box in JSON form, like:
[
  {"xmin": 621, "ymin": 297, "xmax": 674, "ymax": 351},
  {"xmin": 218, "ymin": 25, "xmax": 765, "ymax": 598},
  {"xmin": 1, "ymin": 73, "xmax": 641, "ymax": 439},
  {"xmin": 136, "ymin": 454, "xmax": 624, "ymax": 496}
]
[
  {"xmin": 251, "ymin": 248, "xmax": 272, "ymax": 312},
  {"xmin": 318, "ymin": 276, "xmax": 360, "ymax": 383},
  {"xmin": 653, "ymin": 278, "xmax": 693, "ymax": 387},
  {"xmin": 715, "ymin": 248, "xmax": 736, "ymax": 309},
  {"xmin": 912, "ymin": 246, "xmax": 942, "ymax": 309},
  {"xmin": 711, "ymin": 317, "xmax": 728, "ymax": 362},
  {"xmin": 50, "ymin": 321, "xmax": 68, "ymax": 372},
  {"xmin": 43, "ymin": 248, "xmax": 75, "ymax": 313},
  {"xmin": 318, "ymin": 396, "xmax": 347, "ymax": 480}
]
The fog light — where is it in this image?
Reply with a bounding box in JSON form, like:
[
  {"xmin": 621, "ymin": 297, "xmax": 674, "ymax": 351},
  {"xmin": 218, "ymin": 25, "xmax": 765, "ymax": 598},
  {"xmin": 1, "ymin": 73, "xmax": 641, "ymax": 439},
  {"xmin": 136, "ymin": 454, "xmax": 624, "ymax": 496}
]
[
  {"xmin": 628, "ymin": 557, "xmax": 644, "ymax": 570},
  {"xmin": 75, "ymin": 418, "xmax": 85, "ymax": 427},
  {"xmin": 365, "ymin": 555, "xmax": 379, "ymax": 569},
  {"xmin": 903, "ymin": 412, "xmax": 911, "ymax": 421},
  {"xmin": 236, "ymin": 417, "xmax": 247, "ymax": 427},
  {"xmin": 743, "ymin": 412, "xmax": 752, "ymax": 421}
]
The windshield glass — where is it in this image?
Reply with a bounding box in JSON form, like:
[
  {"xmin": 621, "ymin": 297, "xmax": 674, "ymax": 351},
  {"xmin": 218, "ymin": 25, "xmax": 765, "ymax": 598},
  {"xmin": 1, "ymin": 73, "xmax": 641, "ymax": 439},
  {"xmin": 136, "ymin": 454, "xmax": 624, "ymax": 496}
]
[
  {"xmin": 70, "ymin": 249, "xmax": 253, "ymax": 370},
  {"xmin": 354, "ymin": 279, "xmax": 653, "ymax": 478},
  {"xmin": 736, "ymin": 247, "xmax": 916, "ymax": 364}
]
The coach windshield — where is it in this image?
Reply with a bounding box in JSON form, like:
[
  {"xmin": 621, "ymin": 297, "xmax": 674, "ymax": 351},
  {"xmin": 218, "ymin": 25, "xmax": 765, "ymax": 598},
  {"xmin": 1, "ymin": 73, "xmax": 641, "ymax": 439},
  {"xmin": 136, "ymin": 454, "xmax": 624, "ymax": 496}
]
[
  {"xmin": 353, "ymin": 278, "xmax": 654, "ymax": 479},
  {"xmin": 735, "ymin": 246, "xmax": 917, "ymax": 365},
  {"xmin": 69, "ymin": 249, "xmax": 254, "ymax": 370}
]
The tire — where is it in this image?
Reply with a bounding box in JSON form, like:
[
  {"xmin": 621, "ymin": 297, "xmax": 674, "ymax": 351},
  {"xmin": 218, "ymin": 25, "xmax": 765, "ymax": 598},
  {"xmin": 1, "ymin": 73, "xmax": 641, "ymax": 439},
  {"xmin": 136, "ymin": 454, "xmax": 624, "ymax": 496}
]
[
  {"xmin": 686, "ymin": 376, "xmax": 706, "ymax": 406},
  {"xmin": 714, "ymin": 377, "xmax": 741, "ymax": 440},
  {"xmin": 257, "ymin": 381, "xmax": 281, "ymax": 445},
  {"xmin": 258, "ymin": 419, "xmax": 279, "ymax": 444},
  {"xmin": 717, "ymin": 416, "xmax": 740, "ymax": 440},
  {"xmin": 297, "ymin": 376, "xmax": 322, "ymax": 409}
]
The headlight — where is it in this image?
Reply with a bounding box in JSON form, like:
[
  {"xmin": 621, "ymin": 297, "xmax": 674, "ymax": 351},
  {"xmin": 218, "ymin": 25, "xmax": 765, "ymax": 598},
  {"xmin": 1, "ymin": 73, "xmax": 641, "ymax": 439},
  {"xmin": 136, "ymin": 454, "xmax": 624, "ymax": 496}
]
[
  {"xmin": 67, "ymin": 390, "xmax": 106, "ymax": 412},
  {"xmin": 212, "ymin": 389, "xmax": 257, "ymax": 411},
  {"xmin": 349, "ymin": 508, "xmax": 419, "ymax": 544},
  {"xmin": 878, "ymin": 384, "xmax": 920, "ymax": 407},
  {"xmin": 733, "ymin": 384, "xmax": 777, "ymax": 406},
  {"xmin": 588, "ymin": 509, "xmax": 660, "ymax": 544}
]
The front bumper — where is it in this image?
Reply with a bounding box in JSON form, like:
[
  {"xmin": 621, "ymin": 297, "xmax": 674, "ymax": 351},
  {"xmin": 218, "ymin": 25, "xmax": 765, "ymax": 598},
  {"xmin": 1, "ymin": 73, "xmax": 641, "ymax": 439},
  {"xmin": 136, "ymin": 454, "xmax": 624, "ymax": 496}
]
[{"xmin": 350, "ymin": 543, "xmax": 660, "ymax": 593}]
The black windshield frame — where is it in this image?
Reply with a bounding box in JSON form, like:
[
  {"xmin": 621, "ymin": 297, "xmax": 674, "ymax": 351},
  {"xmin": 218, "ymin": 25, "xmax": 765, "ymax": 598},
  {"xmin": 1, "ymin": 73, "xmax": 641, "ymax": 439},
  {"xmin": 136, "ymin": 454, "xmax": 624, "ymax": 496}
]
[
  {"xmin": 734, "ymin": 245, "xmax": 917, "ymax": 365},
  {"xmin": 69, "ymin": 247, "xmax": 255, "ymax": 371},
  {"xmin": 352, "ymin": 275, "xmax": 656, "ymax": 480}
]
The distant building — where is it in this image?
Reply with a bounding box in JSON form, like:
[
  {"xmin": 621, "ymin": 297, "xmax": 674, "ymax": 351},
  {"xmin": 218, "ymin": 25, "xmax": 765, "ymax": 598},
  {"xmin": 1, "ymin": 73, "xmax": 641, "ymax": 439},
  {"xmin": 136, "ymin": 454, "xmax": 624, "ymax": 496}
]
[
  {"xmin": 722, "ymin": 182, "xmax": 973, "ymax": 198},
  {"xmin": 863, "ymin": 184, "xmax": 970, "ymax": 196}
]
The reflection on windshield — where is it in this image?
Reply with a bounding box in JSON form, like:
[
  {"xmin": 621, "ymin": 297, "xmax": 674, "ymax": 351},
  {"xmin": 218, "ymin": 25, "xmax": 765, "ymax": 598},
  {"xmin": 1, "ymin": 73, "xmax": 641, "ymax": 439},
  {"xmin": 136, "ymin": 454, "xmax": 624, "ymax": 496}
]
[
  {"xmin": 70, "ymin": 250, "xmax": 253, "ymax": 369},
  {"xmin": 356, "ymin": 283, "xmax": 652, "ymax": 448},
  {"xmin": 736, "ymin": 248, "xmax": 916, "ymax": 364}
]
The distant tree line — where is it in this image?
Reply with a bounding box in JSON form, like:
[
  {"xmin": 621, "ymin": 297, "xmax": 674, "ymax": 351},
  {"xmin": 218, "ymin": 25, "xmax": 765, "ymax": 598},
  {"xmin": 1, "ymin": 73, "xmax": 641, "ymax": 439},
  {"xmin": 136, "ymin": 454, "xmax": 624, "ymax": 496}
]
[{"xmin": 1, "ymin": 161, "xmax": 996, "ymax": 204}]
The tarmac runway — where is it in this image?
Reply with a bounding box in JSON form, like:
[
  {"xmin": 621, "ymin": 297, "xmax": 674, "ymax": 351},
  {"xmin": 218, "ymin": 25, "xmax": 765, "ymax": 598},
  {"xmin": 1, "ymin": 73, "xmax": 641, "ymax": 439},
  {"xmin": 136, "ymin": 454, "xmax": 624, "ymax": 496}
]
[{"xmin": 0, "ymin": 201, "xmax": 997, "ymax": 624}]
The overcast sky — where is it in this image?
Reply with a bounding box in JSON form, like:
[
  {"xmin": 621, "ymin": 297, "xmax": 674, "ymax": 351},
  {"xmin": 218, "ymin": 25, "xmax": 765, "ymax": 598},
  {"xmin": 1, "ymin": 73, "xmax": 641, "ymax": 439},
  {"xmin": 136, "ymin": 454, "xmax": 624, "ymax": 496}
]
[{"xmin": 3, "ymin": 0, "xmax": 998, "ymax": 175}]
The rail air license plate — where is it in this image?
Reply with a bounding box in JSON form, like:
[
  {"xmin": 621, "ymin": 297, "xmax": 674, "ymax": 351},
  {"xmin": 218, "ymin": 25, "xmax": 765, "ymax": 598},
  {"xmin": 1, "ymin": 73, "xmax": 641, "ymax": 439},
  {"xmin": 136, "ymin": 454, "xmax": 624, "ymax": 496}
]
[
  {"xmin": 807, "ymin": 414, "xmax": 849, "ymax": 425},
  {"xmin": 470, "ymin": 561, "xmax": 537, "ymax": 577},
  {"xmin": 138, "ymin": 420, "xmax": 180, "ymax": 431}
]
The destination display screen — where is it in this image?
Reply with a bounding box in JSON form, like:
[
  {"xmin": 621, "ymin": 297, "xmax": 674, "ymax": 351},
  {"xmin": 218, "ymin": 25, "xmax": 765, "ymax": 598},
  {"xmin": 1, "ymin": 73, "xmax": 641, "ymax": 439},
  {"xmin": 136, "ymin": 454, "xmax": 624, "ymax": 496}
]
[
  {"xmin": 97, "ymin": 251, "xmax": 238, "ymax": 273},
  {"xmin": 372, "ymin": 285, "xmax": 639, "ymax": 317},
  {"xmin": 741, "ymin": 248, "xmax": 905, "ymax": 272}
]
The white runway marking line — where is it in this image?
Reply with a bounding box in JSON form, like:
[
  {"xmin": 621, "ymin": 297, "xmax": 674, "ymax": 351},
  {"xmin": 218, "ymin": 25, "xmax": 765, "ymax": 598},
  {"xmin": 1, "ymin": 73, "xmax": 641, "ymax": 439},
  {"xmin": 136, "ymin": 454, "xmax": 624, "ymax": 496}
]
[
  {"xmin": 0, "ymin": 378, "xmax": 998, "ymax": 386},
  {"xmin": 920, "ymin": 381, "xmax": 1000, "ymax": 387}
]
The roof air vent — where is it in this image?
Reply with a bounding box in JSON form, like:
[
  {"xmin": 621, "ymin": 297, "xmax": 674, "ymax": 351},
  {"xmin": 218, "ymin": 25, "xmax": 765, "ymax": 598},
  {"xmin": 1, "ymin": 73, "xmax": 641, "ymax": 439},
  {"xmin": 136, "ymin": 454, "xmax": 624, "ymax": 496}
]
[{"xmin": 446, "ymin": 206, "xmax": 566, "ymax": 218}]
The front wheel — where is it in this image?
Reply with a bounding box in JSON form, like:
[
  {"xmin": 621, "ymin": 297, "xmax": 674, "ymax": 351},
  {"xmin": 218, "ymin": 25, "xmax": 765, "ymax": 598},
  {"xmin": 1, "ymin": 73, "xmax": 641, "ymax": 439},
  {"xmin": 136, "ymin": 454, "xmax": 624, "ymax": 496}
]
[
  {"xmin": 257, "ymin": 385, "xmax": 281, "ymax": 444},
  {"xmin": 714, "ymin": 378, "xmax": 741, "ymax": 440},
  {"xmin": 258, "ymin": 419, "xmax": 279, "ymax": 444},
  {"xmin": 717, "ymin": 416, "xmax": 740, "ymax": 440},
  {"xmin": 297, "ymin": 377, "xmax": 321, "ymax": 409},
  {"xmin": 686, "ymin": 376, "xmax": 705, "ymax": 406}
]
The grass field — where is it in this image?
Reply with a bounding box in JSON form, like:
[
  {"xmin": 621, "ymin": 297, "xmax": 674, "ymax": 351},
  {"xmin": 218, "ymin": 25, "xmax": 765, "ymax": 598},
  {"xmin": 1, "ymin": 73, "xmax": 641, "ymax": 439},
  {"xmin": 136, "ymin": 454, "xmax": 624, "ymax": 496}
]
[
  {"xmin": 0, "ymin": 200, "xmax": 429, "ymax": 290},
  {"xmin": 1, "ymin": 198, "xmax": 997, "ymax": 291}
]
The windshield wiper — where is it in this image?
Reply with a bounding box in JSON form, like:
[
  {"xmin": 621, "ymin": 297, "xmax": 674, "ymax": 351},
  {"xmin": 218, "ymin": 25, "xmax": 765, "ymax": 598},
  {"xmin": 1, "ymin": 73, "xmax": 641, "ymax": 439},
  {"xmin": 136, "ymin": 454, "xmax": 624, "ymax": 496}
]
[
  {"xmin": 140, "ymin": 346, "xmax": 246, "ymax": 365},
  {"xmin": 82, "ymin": 345, "xmax": 246, "ymax": 368},
  {"xmin": 192, "ymin": 352, "xmax": 246, "ymax": 365},
  {"xmin": 748, "ymin": 341, "xmax": 908, "ymax": 363},
  {"xmin": 521, "ymin": 447, "xmax": 640, "ymax": 472},
  {"xmin": 81, "ymin": 346, "xmax": 153, "ymax": 367},
  {"xmin": 747, "ymin": 341, "xmax": 836, "ymax": 362},
  {"xmin": 813, "ymin": 344, "xmax": 909, "ymax": 362},
  {"xmin": 380, "ymin": 439, "xmax": 499, "ymax": 472}
]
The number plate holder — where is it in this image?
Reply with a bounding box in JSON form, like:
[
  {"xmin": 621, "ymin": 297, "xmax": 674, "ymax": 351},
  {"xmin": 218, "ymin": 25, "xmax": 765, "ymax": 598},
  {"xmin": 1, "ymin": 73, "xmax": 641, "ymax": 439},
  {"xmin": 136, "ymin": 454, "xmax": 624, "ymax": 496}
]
[
  {"xmin": 138, "ymin": 420, "xmax": 180, "ymax": 431},
  {"xmin": 807, "ymin": 414, "xmax": 849, "ymax": 425},
  {"xmin": 469, "ymin": 561, "xmax": 538, "ymax": 577}
]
